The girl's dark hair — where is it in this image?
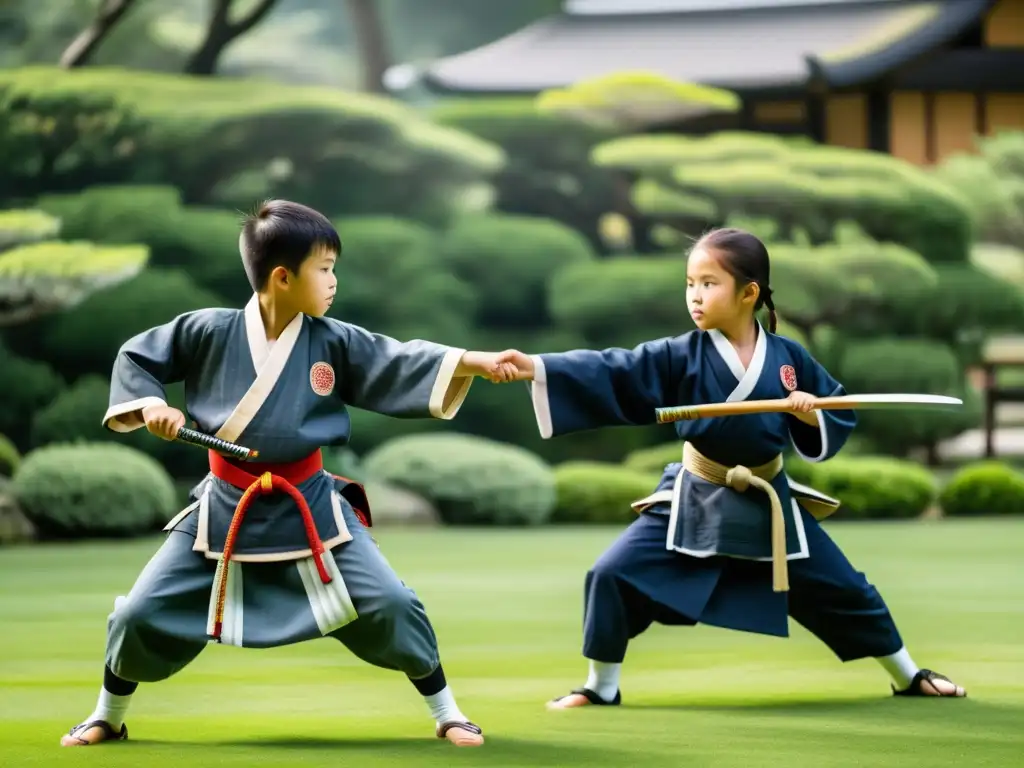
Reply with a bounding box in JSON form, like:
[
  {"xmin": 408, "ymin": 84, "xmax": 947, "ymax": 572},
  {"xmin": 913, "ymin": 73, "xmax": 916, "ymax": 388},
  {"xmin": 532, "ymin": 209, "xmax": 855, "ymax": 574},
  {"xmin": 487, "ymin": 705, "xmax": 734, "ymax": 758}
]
[{"xmin": 693, "ymin": 227, "xmax": 777, "ymax": 333}]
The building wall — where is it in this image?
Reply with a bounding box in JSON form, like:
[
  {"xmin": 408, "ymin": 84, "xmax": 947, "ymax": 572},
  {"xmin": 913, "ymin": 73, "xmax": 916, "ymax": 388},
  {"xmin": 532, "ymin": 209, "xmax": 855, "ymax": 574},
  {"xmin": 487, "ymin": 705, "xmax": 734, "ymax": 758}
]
[
  {"xmin": 888, "ymin": 90, "xmax": 1024, "ymax": 165},
  {"xmin": 825, "ymin": 94, "xmax": 868, "ymax": 149}
]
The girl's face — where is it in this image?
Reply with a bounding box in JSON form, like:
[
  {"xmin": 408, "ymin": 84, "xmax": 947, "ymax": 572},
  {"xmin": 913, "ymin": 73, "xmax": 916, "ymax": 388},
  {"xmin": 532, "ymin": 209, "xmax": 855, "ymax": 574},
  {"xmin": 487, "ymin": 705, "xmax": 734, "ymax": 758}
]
[{"xmin": 685, "ymin": 246, "xmax": 758, "ymax": 331}]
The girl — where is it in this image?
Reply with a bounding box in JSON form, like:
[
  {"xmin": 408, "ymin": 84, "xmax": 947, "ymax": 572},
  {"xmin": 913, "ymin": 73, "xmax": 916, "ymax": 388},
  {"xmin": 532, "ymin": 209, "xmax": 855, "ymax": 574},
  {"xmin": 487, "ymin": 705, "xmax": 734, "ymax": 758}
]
[{"xmin": 494, "ymin": 227, "xmax": 966, "ymax": 707}]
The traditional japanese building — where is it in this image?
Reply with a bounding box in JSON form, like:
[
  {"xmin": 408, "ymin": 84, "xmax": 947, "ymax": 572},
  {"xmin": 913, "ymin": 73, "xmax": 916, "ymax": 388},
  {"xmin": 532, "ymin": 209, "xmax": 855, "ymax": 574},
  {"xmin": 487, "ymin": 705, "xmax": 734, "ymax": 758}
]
[{"xmin": 389, "ymin": 0, "xmax": 1024, "ymax": 165}]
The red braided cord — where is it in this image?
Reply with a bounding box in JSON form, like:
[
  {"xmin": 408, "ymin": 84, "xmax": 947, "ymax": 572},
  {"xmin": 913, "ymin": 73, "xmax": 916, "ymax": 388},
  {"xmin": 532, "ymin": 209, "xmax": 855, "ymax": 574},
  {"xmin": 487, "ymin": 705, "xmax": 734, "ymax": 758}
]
[{"xmin": 211, "ymin": 472, "xmax": 331, "ymax": 641}]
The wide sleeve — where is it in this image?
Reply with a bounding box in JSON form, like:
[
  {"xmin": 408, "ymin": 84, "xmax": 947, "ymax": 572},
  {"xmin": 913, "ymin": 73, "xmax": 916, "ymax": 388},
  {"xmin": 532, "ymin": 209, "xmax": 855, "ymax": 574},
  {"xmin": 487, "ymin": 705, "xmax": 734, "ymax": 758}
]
[
  {"xmin": 528, "ymin": 337, "xmax": 691, "ymax": 439},
  {"xmin": 787, "ymin": 344, "xmax": 857, "ymax": 462},
  {"xmin": 102, "ymin": 311, "xmax": 205, "ymax": 432},
  {"xmin": 330, "ymin": 320, "xmax": 471, "ymax": 420}
]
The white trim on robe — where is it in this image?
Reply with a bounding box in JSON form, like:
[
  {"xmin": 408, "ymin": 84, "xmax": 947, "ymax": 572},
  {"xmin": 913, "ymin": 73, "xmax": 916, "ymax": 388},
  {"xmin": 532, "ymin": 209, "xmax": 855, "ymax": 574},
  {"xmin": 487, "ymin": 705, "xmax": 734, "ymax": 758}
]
[
  {"xmin": 206, "ymin": 557, "xmax": 245, "ymax": 646},
  {"xmin": 789, "ymin": 409, "xmax": 829, "ymax": 462},
  {"xmin": 428, "ymin": 348, "xmax": 473, "ymax": 419},
  {"xmin": 528, "ymin": 355, "xmax": 554, "ymax": 439},
  {"xmin": 707, "ymin": 320, "xmax": 768, "ymax": 402},
  {"xmin": 215, "ymin": 295, "xmax": 304, "ymax": 445},
  {"xmin": 102, "ymin": 396, "xmax": 168, "ymax": 432}
]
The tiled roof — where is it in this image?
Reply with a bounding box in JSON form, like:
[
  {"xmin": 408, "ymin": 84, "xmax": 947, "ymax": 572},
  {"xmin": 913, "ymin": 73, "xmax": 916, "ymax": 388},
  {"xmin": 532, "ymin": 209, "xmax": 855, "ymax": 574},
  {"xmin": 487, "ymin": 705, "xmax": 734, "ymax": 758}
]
[{"xmin": 402, "ymin": 0, "xmax": 991, "ymax": 94}]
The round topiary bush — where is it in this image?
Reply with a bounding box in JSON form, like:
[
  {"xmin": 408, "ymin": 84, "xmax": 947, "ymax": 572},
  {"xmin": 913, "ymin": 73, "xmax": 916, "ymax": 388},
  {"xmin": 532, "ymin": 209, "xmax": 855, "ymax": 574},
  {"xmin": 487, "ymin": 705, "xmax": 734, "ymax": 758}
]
[
  {"xmin": 553, "ymin": 462, "xmax": 659, "ymax": 524},
  {"xmin": 11, "ymin": 442, "xmax": 178, "ymax": 539},
  {"xmin": 362, "ymin": 433, "xmax": 556, "ymax": 526},
  {"xmin": 810, "ymin": 456, "xmax": 938, "ymax": 520},
  {"xmin": 939, "ymin": 461, "xmax": 1024, "ymax": 517}
]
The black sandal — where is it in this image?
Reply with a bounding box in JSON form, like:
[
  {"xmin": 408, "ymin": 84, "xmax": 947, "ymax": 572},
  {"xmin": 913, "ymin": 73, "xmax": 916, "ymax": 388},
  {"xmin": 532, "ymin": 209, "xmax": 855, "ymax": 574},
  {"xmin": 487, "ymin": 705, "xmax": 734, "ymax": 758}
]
[
  {"xmin": 892, "ymin": 669, "xmax": 966, "ymax": 698},
  {"xmin": 436, "ymin": 720, "xmax": 484, "ymax": 745},
  {"xmin": 61, "ymin": 719, "xmax": 128, "ymax": 746},
  {"xmin": 550, "ymin": 687, "xmax": 622, "ymax": 706}
]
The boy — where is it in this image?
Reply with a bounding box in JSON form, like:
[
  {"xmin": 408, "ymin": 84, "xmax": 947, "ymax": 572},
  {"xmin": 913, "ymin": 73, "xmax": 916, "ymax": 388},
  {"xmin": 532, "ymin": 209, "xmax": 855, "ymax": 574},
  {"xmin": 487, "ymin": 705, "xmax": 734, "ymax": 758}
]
[{"xmin": 61, "ymin": 200, "xmax": 515, "ymax": 748}]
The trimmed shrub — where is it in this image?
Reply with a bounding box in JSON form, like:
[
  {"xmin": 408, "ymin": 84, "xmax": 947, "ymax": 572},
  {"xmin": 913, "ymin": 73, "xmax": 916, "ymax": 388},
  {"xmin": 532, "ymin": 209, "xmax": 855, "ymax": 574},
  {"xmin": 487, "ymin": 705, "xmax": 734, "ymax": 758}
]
[
  {"xmin": 326, "ymin": 216, "xmax": 477, "ymax": 345},
  {"xmin": 623, "ymin": 442, "xmax": 681, "ymax": 474},
  {"xmin": 439, "ymin": 213, "xmax": 596, "ymax": 329},
  {"xmin": 802, "ymin": 456, "xmax": 938, "ymax": 520},
  {"xmin": 12, "ymin": 442, "xmax": 177, "ymax": 538},
  {"xmin": 0, "ymin": 341, "xmax": 65, "ymax": 450},
  {"xmin": 35, "ymin": 185, "xmax": 245, "ymax": 303},
  {"xmin": 0, "ymin": 66, "xmax": 503, "ymax": 226},
  {"xmin": 431, "ymin": 97, "xmax": 621, "ymax": 248},
  {"xmin": 0, "ymin": 433, "xmax": 19, "ymax": 476},
  {"xmin": 836, "ymin": 338, "xmax": 981, "ymax": 455},
  {"xmin": 548, "ymin": 255, "xmax": 693, "ymax": 348},
  {"xmin": 593, "ymin": 132, "xmax": 974, "ymax": 261},
  {"xmin": 553, "ymin": 462, "xmax": 659, "ymax": 524},
  {"xmin": 939, "ymin": 461, "xmax": 1024, "ymax": 517},
  {"xmin": 30, "ymin": 375, "xmax": 211, "ymax": 479},
  {"xmin": 884, "ymin": 263, "xmax": 1024, "ymax": 366},
  {"xmin": 0, "ymin": 209, "xmax": 61, "ymax": 250},
  {"xmin": 362, "ymin": 433, "xmax": 556, "ymax": 526},
  {"xmin": 32, "ymin": 267, "xmax": 224, "ymax": 380}
]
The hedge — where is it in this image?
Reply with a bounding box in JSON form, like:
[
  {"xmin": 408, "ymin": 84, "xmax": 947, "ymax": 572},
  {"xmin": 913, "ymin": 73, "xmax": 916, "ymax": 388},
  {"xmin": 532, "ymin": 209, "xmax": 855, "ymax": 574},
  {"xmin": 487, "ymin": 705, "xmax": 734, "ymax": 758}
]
[
  {"xmin": 11, "ymin": 442, "xmax": 178, "ymax": 539},
  {"xmin": 0, "ymin": 209, "xmax": 61, "ymax": 250},
  {"xmin": 797, "ymin": 456, "xmax": 938, "ymax": 520},
  {"xmin": 0, "ymin": 66, "xmax": 504, "ymax": 225},
  {"xmin": 837, "ymin": 338, "xmax": 981, "ymax": 455},
  {"xmin": 552, "ymin": 461, "xmax": 660, "ymax": 524},
  {"xmin": 939, "ymin": 461, "xmax": 1024, "ymax": 517},
  {"xmin": 325, "ymin": 215, "xmax": 477, "ymax": 344},
  {"xmin": 592, "ymin": 132, "xmax": 973, "ymax": 262},
  {"xmin": 362, "ymin": 433, "xmax": 556, "ymax": 526},
  {"xmin": 439, "ymin": 213, "xmax": 597, "ymax": 329}
]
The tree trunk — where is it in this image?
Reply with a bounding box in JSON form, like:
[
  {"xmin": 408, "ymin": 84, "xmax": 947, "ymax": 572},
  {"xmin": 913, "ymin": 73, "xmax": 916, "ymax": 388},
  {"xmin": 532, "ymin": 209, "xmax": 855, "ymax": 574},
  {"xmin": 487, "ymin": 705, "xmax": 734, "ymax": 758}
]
[
  {"xmin": 184, "ymin": 0, "xmax": 280, "ymax": 76},
  {"xmin": 344, "ymin": 0, "xmax": 391, "ymax": 93},
  {"xmin": 59, "ymin": 0, "xmax": 139, "ymax": 69}
]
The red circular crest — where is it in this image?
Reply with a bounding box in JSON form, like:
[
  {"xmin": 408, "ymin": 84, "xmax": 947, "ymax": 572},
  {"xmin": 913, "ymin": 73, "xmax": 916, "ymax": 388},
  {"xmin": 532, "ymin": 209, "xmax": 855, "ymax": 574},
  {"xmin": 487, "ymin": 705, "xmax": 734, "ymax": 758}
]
[
  {"xmin": 310, "ymin": 362, "xmax": 335, "ymax": 396},
  {"xmin": 780, "ymin": 364, "xmax": 797, "ymax": 392}
]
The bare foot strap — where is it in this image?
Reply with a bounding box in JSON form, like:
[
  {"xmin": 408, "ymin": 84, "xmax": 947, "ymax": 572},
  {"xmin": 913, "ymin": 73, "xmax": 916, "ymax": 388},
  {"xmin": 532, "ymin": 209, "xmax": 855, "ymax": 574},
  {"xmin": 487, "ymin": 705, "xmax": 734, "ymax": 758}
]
[
  {"xmin": 437, "ymin": 721, "xmax": 483, "ymax": 738},
  {"xmin": 553, "ymin": 687, "xmax": 622, "ymax": 706},
  {"xmin": 893, "ymin": 669, "xmax": 966, "ymax": 697},
  {"xmin": 63, "ymin": 720, "xmax": 128, "ymax": 745}
]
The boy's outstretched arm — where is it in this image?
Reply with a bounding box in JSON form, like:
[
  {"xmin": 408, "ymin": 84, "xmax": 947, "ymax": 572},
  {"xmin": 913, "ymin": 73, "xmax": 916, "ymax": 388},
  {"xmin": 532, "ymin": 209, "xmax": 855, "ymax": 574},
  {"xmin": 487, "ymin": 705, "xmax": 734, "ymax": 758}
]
[{"xmin": 329, "ymin": 320, "xmax": 517, "ymax": 421}]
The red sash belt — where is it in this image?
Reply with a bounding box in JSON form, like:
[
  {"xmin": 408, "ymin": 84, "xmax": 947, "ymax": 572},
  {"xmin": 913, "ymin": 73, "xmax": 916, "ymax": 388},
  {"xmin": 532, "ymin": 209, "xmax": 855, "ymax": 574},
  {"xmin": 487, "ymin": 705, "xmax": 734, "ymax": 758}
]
[{"xmin": 207, "ymin": 449, "xmax": 330, "ymax": 642}]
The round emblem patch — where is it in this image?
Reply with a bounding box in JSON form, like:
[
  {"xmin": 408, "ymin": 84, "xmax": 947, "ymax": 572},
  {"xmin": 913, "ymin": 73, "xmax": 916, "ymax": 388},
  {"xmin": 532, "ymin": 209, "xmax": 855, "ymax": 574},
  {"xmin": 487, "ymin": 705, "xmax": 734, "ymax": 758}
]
[
  {"xmin": 310, "ymin": 362, "xmax": 335, "ymax": 396},
  {"xmin": 780, "ymin": 364, "xmax": 798, "ymax": 392}
]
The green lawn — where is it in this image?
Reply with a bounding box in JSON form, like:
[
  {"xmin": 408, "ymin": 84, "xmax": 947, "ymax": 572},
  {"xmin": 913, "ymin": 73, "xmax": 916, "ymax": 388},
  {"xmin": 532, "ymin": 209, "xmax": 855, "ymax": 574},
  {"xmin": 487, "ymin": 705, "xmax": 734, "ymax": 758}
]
[{"xmin": 2, "ymin": 519, "xmax": 1022, "ymax": 767}]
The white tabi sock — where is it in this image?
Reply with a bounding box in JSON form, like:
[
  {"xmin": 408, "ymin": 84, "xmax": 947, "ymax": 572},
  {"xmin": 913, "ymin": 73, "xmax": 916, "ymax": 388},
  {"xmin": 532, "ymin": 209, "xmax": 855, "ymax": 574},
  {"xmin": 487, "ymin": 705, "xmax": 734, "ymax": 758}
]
[
  {"xmin": 88, "ymin": 686, "xmax": 133, "ymax": 729},
  {"xmin": 424, "ymin": 685, "xmax": 466, "ymax": 725},
  {"xmin": 877, "ymin": 646, "xmax": 920, "ymax": 690},
  {"xmin": 584, "ymin": 660, "xmax": 621, "ymax": 702}
]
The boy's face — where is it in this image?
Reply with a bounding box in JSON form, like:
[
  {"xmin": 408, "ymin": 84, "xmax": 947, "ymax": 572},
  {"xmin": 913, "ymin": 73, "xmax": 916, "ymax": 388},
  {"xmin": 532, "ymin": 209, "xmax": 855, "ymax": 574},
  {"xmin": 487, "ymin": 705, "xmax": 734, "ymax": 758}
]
[{"xmin": 287, "ymin": 245, "xmax": 338, "ymax": 317}]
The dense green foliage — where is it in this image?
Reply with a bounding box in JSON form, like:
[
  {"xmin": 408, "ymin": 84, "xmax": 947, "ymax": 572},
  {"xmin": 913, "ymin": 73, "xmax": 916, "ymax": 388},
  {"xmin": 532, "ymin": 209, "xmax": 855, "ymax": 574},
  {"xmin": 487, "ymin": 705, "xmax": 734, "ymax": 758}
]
[
  {"xmin": 363, "ymin": 434, "xmax": 556, "ymax": 526},
  {"xmin": 1, "ymin": 63, "xmax": 1020, "ymax": 538},
  {"xmin": 11, "ymin": 442, "xmax": 177, "ymax": 539},
  {"xmin": 552, "ymin": 462, "xmax": 660, "ymax": 524},
  {"xmin": 939, "ymin": 461, "xmax": 1024, "ymax": 517}
]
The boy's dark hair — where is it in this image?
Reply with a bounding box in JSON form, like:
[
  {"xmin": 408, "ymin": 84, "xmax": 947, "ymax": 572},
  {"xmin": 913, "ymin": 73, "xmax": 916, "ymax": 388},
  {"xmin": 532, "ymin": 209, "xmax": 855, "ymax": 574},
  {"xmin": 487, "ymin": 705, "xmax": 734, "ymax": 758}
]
[
  {"xmin": 239, "ymin": 199, "xmax": 342, "ymax": 292},
  {"xmin": 693, "ymin": 227, "xmax": 777, "ymax": 333}
]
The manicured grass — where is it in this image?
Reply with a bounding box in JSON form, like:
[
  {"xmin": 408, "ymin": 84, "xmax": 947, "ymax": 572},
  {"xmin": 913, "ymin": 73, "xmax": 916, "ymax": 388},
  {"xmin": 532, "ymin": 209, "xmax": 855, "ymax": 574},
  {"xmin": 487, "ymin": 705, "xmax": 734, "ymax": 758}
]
[{"xmin": 1, "ymin": 519, "xmax": 1022, "ymax": 767}]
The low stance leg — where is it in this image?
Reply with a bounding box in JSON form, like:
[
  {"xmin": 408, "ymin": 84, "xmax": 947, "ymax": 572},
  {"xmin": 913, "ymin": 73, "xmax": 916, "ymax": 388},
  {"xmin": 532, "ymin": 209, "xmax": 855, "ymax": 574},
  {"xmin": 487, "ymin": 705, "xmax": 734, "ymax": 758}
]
[
  {"xmin": 329, "ymin": 517, "xmax": 483, "ymax": 746},
  {"xmin": 61, "ymin": 531, "xmax": 213, "ymax": 746},
  {"xmin": 549, "ymin": 513, "xmax": 716, "ymax": 710},
  {"xmin": 787, "ymin": 511, "xmax": 966, "ymax": 698}
]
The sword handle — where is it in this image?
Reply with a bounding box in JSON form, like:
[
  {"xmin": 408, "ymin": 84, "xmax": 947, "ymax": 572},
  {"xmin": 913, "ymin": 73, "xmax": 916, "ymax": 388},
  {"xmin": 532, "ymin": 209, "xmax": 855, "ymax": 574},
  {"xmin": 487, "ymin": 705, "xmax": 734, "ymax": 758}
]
[{"xmin": 175, "ymin": 427, "xmax": 260, "ymax": 461}]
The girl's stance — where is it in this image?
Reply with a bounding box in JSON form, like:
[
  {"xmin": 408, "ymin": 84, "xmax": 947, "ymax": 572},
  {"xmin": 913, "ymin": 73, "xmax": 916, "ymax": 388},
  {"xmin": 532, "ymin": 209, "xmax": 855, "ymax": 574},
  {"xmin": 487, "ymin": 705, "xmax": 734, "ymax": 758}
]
[{"xmin": 494, "ymin": 228, "xmax": 966, "ymax": 708}]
